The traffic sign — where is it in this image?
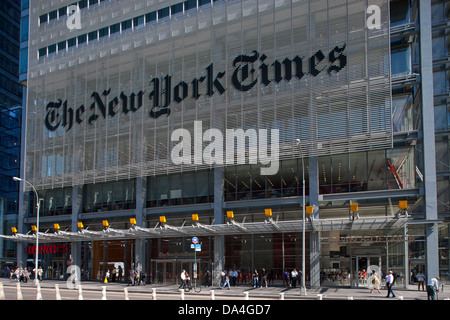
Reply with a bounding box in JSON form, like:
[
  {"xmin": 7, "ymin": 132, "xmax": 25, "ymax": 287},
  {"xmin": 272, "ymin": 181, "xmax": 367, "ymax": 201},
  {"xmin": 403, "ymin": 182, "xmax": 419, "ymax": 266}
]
[{"xmin": 192, "ymin": 237, "xmax": 199, "ymax": 244}]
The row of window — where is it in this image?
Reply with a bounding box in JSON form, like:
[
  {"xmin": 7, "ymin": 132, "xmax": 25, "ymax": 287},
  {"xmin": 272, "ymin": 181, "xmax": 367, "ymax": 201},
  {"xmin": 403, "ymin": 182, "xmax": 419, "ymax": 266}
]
[
  {"xmin": 26, "ymin": 145, "xmax": 417, "ymax": 216},
  {"xmin": 37, "ymin": 0, "xmax": 221, "ymax": 59},
  {"xmin": 38, "ymin": 0, "xmax": 112, "ymax": 25}
]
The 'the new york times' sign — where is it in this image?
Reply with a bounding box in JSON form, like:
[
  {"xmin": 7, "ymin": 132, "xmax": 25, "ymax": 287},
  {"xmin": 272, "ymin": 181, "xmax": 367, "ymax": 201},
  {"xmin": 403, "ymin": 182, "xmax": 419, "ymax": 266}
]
[{"xmin": 44, "ymin": 46, "xmax": 346, "ymax": 132}]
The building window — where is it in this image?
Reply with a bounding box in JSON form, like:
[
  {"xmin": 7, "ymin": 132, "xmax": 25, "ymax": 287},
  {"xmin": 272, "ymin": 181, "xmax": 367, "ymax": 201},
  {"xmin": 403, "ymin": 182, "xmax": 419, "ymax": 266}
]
[
  {"xmin": 390, "ymin": 0, "xmax": 411, "ymax": 27},
  {"xmin": 184, "ymin": 0, "xmax": 197, "ymax": 11},
  {"xmin": 158, "ymin": 7, "xmax": 170, "ymax": 19},
  {"xmin": 36, "ymin": 187, "xmax": 73, "ymax": 217},
  {"xmin": 78, "ymin": 0, "xmax": 88, "ymax": 9},
  {"xmin": 39, "ymin": 14, "xmax": 48, "ymax": 24},
  {"xmin": 68, "ymin": 37, "xmax": 77, "ymax": 48},
  {"xmin": 110, "ymin": 23, "xmax": 120, "ymax": 35},
  {"xmin": 133, "ymin": 15, "xmax": 144, "ymax": 28},
  {"xmin": 48, "ymin": 44, "xmax": 56, "ymax": 54},
  {"xmin": 49, "ymin": 10, "xmax": 57, "ymax": 21},
  {"xmin": 99, "ymin": 26, "xmax": 109, "ymax": 38},
  {"xmin": 59, "ymin": 6, "xmax": 67, "ymax": 17},
  {"xmin": 392, "ymin": 94, "xmax": 414, "ymax": 132},
  {"xmin": 391, "ymin": 45, "xmax": 411, "ymax": 75},
  {"xmin": 88, "ymin": 30, "xmax": 98, "ymax": 42},
  {"xmin": 171, "ymin": 3, "xmax": 183, "ymax": 15},
  {"xmin": 145, "ymin": 12, "xmax": 156, "ymax": 24},
  {"xmin": 83, "ymin": 180, "xmax": 136, "ymax": 213},
  {"xmin": 147, "ymin": 170, "xmax": 214, "ymax": 207},
  {"xmin": 78, "ymin": 34, "xmax": 87, "ymax": 45},
  {"xmin": 121, "ymin": 19, "xmax": 132, "ymax": 31},
  {"xmin": 38, "ymin": 47, "xmax": 47, "ymax": 58},
  {"xmin": 199, "ymin": 0, "xmax": 211, "ymax": 7}
]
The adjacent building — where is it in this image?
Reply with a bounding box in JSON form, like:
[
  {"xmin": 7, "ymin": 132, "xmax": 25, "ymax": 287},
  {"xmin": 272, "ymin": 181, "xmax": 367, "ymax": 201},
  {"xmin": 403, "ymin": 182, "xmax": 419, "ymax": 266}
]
[{"xmin": 0, "ymin": 0, "xmax": 23, "ymax": 269}]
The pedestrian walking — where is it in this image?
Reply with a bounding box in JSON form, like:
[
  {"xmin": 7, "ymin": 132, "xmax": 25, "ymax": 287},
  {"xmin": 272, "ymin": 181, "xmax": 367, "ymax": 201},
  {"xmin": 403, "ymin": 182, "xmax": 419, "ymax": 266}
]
[
  {"xmin": 233, "ymin": 269, "xmax": 238, "ymax": 286},
  {"xmin": 179, "ymin": 270, "xmax": 187, "ymax": 289},
  {"xmin": 283, "ymin": 269, "xmax": 290, "ymax": 287},
  {"xmin": 203, "ymin": 268, "xmax": 211, "ymax": 287},
  {"xmin": 369, "ymin": 270, "xmax": 381, "ymax": 293},
  {"xmin": 261, "ymin": 268, "xmax": 268, "ymax": 287},
  {"xmin": 221, "ymin": 271, "xmax": 230, "ymax": 290},
  {"xmin": 426, "ymin": 276, "xmax": 440, "ymax": 300},
  {"xmin": 385, "ymin": 271, "xmax": 396, "ymax": 298},
  {"xmin": 252, "ymin": 269, "xmax": 259, "ymax": 288},
  {"xmin": 291, "ymin": 269, "xmax": 298, "ymax": 288}
]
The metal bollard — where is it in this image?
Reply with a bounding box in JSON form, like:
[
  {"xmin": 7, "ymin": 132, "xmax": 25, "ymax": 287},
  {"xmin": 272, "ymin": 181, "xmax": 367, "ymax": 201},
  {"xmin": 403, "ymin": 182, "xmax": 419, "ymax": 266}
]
[
  {"xmin": 78, "ymin": 285, "xmax": 83, "ymax": 300},
  {"xmin": 152, "ymin": 288, "xmax": 157, "ymax": 300},
  {"xmin": 36, "ymin": 284, "xmax": 43, "ymax": 300},
  {"xmin": 279, "ymin": 292, "xmax": 285, "ymax": 300},
  {"xmin": 124, "ymin": 287, "xmax": 129, "ymax": 300},
  {"xmin": 0, "ymin": 283, "xmax": 5, "ymax": 300},
  {"xmin": 16, "ymin": 282, "xmax": 23, "ymax": 300},
  {"xmin": 316, "ymin": 294, "xmax": 323, "ymax": 300},
  {"xmin": 180, "ymin": 288, "xmax": 185, "ymax": 300},
  {"xmin": 244, "ymin": 292, "xmax": 249, "ymax": 300},
  {"xmin": 55, "ymin": 284, "xmax": 61, "ymax": 300},
  {"xmin": 102, "ymin": 286, "xmax": 107, "ymax": 300},
  {"xmin": 210, "ymin": 290, "xmax": 215, "ymax": 300}
]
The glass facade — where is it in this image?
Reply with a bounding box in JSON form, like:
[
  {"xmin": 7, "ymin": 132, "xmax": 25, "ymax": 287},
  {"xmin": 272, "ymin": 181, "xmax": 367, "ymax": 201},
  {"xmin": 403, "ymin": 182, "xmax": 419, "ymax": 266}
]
[
  {"xmin": 0, "ymin": 0, "xmax": 22, "ymax": 267},
  {"xmin": 10, "ymin": 0, "xmax": 450, "ymax": 289}
]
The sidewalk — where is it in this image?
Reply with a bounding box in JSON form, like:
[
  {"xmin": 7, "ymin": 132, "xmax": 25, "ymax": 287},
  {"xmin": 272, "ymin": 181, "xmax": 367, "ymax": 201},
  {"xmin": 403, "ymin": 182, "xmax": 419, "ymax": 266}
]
[{"xmin": 2, "ymin": 277, "xmax": 449, "ymax": 300}]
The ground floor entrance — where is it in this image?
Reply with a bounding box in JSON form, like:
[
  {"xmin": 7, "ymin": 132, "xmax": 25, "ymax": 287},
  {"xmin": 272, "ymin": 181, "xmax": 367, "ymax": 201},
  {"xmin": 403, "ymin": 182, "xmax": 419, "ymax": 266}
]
[
  {"xmin": 152, "ymin": 259, "xmax": 209, "ymax": 285},
  {"xmin": 21, "ymin": 231, "xmax": 414, "ymax": 288},
  {"xmin": 352, "ymin": 256, "xmax": 382, "ymax": 287}
]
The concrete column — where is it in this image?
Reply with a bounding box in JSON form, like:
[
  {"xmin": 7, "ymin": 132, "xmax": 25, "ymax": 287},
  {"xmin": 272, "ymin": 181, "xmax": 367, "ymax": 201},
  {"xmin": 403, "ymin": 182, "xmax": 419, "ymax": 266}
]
[
  {"xmin": 71, "ymin": 185, "xmax": 82, "ymax": 269},
  {"xmin": 419, "ymin": 0, "xmax": 439, "ymax": 280},
  {"xmin": 309, "ymin": 156, "xmax": 320, "ymax": 288},
  {"xmin": 16, "ymin": 87, "xmax": 27, "ymax": 268},
  {"xmin": 134, "ymin": 177, "xmax": 147, "ymax": 272},
  {"xmin": 213, "ymin": 167, "xmax": 224, "ymax": 286}
]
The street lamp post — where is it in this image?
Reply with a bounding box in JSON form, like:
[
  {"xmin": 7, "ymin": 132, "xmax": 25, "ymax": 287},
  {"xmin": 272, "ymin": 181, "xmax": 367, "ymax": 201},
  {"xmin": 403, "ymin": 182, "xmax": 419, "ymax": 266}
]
[
  {"xmin": 13, "ymin": 177, "xmax": 41, "ymax": 286},
  {"xmin": 295, "ymin": 139, "xmax": 307, "ymax": 296}
]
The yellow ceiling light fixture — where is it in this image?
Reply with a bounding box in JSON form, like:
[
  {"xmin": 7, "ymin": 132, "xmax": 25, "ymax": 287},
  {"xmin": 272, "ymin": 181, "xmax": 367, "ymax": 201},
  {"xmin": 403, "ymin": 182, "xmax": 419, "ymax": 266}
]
[
  {"xmin": 11, "ymin": 227, "xmax": 17, "ymax": 233},
  {"xmin": 264, "ymin": 209, "xmax": 272, "ymax": 217},
  {"xmin": 398, "ymin": 200, "xmax": 407, "ymax": 210},
  {"xmin": 77, "ymin": 222, "xmax": 84, "ymax": 229},
  {"xmin": 306, "ymin": 206, "xmax": 314, "ymax": 215},
  {"xmin": 31, "ymin": 225, "xmax": 37, "ymax": 232},
  {"xmin": 159, "ymin": 216, "xmax": 166, "ymax": 224},
  {"xmin": 226, "ymin": 211, "xmax": 234, "ymax": 219},
  {"xmin": 53, "ymin": 223, "xmax": 60, "ymax": 230},
  {"xmin": 130, "ymin": 218, "xmax": 137, "ymax": 225},
  {"xmin": 102, "ymin": 220, "xmax": 109, "ymax": 228},
  {"xmin": 192, "ymin": 214, "xmax": 199, "ymax": 222}
]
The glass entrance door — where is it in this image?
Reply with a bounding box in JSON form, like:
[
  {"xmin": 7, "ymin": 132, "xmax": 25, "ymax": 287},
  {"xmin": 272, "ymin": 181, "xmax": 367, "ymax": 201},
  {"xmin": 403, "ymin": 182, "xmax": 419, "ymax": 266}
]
[
  {"xmin": 353, "ymin": 255, "xmax": 381, "ymax": 287},
  {"xmin": 52, "ymin": 260, "xmax": 65, "ymax": 279},
  {"xmin": 153, "ymin": 259, "xmax": 209, "ymax": 285}
]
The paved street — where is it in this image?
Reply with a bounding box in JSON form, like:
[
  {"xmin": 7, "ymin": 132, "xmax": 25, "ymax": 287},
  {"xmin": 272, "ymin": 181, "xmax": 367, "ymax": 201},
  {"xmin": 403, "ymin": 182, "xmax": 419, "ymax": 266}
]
[{"xmin": 1, "ymin": 278, "xmax": 449, "ymax": 301}]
